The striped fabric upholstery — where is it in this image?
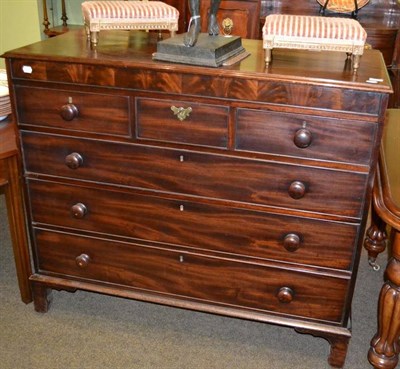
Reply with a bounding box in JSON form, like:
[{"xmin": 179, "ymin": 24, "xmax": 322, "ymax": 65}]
[
  {"xmin": 82, "ymin": 1, "xmax": 179, "ymax": 46},
  {"xmin": 262, "ymin": 14, "xmax": 367, "ymax": 72},
  {"xmin": 316, "ymin": 0, "xmax": 370, "ymax": 13},
  {"xmin": 263, "ymin": 14, "xmax": 367, "ymax": 42},
  {"xmin": 82, "ymin": 1, "xmax": 179, "ymax": 22}
]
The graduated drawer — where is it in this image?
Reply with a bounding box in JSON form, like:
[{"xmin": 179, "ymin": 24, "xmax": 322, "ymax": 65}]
[
  {"xmin": 236, "ymin": 109, "xmax": 376, "ymax": 165},
  {"xmin": 34, "ymin": 229, "xmax": 349, "ymax": 323},
  {"xmin": 28, "ymin": 180, "xmax": 358, "ymax": 270},
  {"xmin": 136, "ymin": 97, "xmax": 228, "ymax": 148},
  {"xmin": 15, "ymin": 86, "xmax": 130, "ymax": 136},
  {"xmin": 22, "ymin": 132, "xmax": 367, "ymax": 218}
]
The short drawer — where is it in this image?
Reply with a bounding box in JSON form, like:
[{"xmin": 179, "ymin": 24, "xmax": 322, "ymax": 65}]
[
  {"xmin": 136, "ymin": 97, "xmax": 228, "ymax": 148},
  {"xmin": 15, "ymin": 86, "xmax": 130, "ymax": 136},
  {"xmin": 236, "ymin": 109, "xmax": 376, "ymax": 165},
  {"xmin": 35, "ymin": 229, "xmax": 349, "ymax": 323},
  {"xmin": 28, "ymin": 180, "xmax": 358, "ymax": 270},
  {"xmin": 22, "ymin": 132, "xmax": 368, "ymax": 218}
]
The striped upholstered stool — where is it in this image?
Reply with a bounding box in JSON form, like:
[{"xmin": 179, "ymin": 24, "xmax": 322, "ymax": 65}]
[
  {"xmin": 262, "ymin": 14, "xmax": 367, "ymax": 72},
  {"xmin": 82, "ymin": 1, "xmax": 179, "ymax": 47}
]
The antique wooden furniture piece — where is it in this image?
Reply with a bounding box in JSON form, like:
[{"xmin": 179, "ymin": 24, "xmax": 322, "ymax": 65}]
[
  {"xmin": 81, "ymin": 1, "xmax": 179, "ymax": 47},
  {"xmin": 260, "ymin": 0, "xmax": 400, "ymax": 107},
  {"xmin": 200, "ymin": 0, "xmax": 260, "ymax": 38},
  {"xmin": 262, "ymin": 14, "xmax": 367, "ymax": 72},
  {"xmin": 41, "ymin": 0, "xmax": 82, "ymax": 38},
  {"xmin": 364, "ymin": 109, "xmax": 400, "ymax": 369},
  {"xmin": 2, "ymin": 29, "xmax": 391, "ymax": 367},
  {"xmin": 40, "ymin": 1, "xmax": 400, "ymax": 106},
  {"xmin": 0, "ymin": 117, "xmax": 32, "ymax": 304},
  {"xmin": 316, "ymin": 0, "xmax": 370, "ymax": 18}
]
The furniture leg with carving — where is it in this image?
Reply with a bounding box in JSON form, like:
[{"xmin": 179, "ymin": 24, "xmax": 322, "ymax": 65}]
[
  {"xmin": 369, "ymin": 231, "xmax": 400, "ymax": 369},
  {"xmin": 364, "ymin": 200, "xmax": 388, "ymax": 271},
  {"xmin": 365, "ymin": 109, "xmax": 400, "ymax": 369}
]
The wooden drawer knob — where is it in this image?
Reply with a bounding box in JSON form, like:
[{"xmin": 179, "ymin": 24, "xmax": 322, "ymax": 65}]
[
  {"xmin": 60, "ymin": 103, "xmax": 79, "ymax": 121},
  {"xmin": 71, "ymin": 203, "xmax": 87, "ymax": 219},
  {"xmin": 294, "ymin": 128, "xmax": 312, "ymax": 148},
  {"xmin": 283, "ymin": 233, "xmax": 301, "ymax": 252},
  {"xmin": 65, "ymin": 152, "xmax": 83, "ymax": 169},
  {"xmin": 75, "ymin": 253, "xmax": 90, "ymax": 268},
  {"xmin": 277, "ymin": 287, "xmax": 294, "ymax": 303},
  {"xmin": 288, "ymin": 181, "xmax": 306, "ymax": 199}
]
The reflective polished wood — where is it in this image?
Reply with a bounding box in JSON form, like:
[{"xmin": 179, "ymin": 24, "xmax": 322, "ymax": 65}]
[
  {"xmin": 260, "ymin": 0, "xmax": 400, "ymax": 107},
  {"xmin": 364, "ymin": 109, "xmax": 400, "ymax": 369},
  {"xmin": 2, "ymin": 29, "xmax": 391, "ymax": 368},
  {"xmin": 0, "ymin": 117, "xmax": 32, "ymax": 303},
  {"xmin": 42, "ymin": 0, "xmax": 68, "ymax": 37}
]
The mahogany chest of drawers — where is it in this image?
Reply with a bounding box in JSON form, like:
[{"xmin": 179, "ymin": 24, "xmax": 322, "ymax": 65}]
[{"xmin": 2, "ymin": 30, "xmax": 392, "ymax": 368}]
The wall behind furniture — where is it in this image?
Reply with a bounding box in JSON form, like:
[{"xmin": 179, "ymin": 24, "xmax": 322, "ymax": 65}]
[{"xmin": 0, "ymin": 0, "xmax": 41, "ymax": 68}]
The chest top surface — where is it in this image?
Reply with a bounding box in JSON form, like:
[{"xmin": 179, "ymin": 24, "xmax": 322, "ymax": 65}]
[{"xmin": 2, "ymin": 29, "xmax": 392, "ymax": 94}]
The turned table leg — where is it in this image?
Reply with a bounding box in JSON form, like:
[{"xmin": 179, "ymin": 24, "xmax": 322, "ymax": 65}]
[
  {"xmin": 364, "ymin": 204, "xmax": 388, "ymax": 271},
  {"xmin": 368, "ymin": 230, "xmax": 400, "ymax": 369}
]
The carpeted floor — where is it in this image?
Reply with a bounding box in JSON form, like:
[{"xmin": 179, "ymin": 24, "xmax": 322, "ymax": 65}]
[{"xmin": 0, "ymin": 194, "xmax": 389, "ymax": 369}]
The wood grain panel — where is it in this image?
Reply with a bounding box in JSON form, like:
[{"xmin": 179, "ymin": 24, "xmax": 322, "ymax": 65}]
[
  {"xmin": 16, "ymin": 86, "xmax": 130, "ymax": 136},
  {"xmin": 35, "ymin": 229, "xmax": 349, "ymax": 323},
  {"xmin": 136, "ymin": 97, "xmax": 229, "ymax": 148},
  {"xmin": 236, "ymin": 108, "xmax": 376, "ymax": 164},
  {"xmin": 256, "ymin": 80, "xmax": 382, "ymax": 115},
  {"xmin": 10, "ymin": 53, "xmax": 385, "ymax": 114},
  {"xmin": 22, "ymin": 132, "xmax": 368, "ymax": 217},
  {"xmin": 28, "ymin": 179, "xmax": 358, "ymax": 270}
]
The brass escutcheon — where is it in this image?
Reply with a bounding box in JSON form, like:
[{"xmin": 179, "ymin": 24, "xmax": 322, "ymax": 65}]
[{"xmin": 171, "ymin": 106, "xmax": 192, "ymax": 121}]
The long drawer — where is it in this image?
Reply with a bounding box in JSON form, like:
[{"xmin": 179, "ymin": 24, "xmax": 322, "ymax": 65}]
[
  {"xmin": 34, "ymin": 229, "xmax": 349, "ymax": 323},
  {"xmin": 236, "ymin": 108, "xmax": 376, "ymax": 165},
  {"xmin": 28, "ymin": 179, "xmax": 358, "ymax": 270},
  {"xmin": 15, "ymin": 86, "xmax": 130, "ymax": 136},
  {"xmin": 22, "ymin": 132, "xmax": 367, "ymax": 218}
]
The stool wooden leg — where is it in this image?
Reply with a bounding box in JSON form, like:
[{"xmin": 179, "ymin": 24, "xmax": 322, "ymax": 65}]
[
  {"xmin": 90, "ymin": 31, "xmax": 99, "ymax": 48},
  {"xmin": 265, "ymin": 49, "xmax": 272, "ymax": 66},
  {"xmin": 353, "ymin": 54, "xmax": 361, "ymax": 73},
  {"xmin": 368, "ymin": 230, "xmax": 400, "ymax": 369},
  {"xmin": 83, "ymin": 21, "xmax": 91, "ymax": 42}
]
